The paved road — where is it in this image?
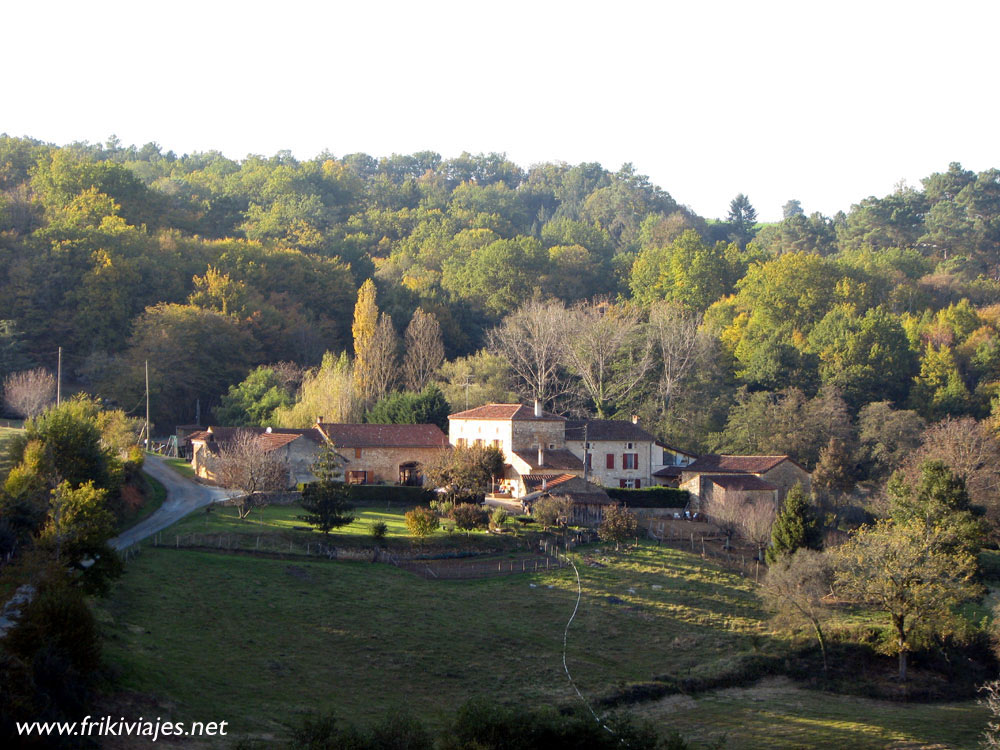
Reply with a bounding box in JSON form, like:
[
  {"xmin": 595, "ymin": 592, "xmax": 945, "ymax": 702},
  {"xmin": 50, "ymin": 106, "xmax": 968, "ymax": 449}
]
[{"xmin": 111, "ymin": 455, "xmax": 235, "ymax": 551}]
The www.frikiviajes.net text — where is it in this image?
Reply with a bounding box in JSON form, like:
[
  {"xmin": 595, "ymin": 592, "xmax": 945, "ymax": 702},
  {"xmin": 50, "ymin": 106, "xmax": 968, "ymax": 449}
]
[{"xmin": 16, "ymin": 716, "xmax": 228, "ymax": 742}]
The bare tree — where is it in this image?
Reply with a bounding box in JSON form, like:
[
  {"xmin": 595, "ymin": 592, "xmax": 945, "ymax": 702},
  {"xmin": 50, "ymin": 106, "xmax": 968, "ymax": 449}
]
[
  {"xmin": 705, "ymin": 491, "xmax": 743, "ymax": 550},
  {"xmin": 366, "ymin": 312, "xmax": 399, "ymax": 404},
  {"xmin": 4, "ymin": 368, "xmax": 56, "ymax": 418},
  {"xmin": 903, "ymin": 417, "xmax": 1000, "ymax": 535},
  {"xmin": 403, "ymin": 308, "xmax": 445, "ymax": 391},
  {"xmin": 487, "ymin": 299, "xmax": 571, "ymax": 410},
  {"xmin": 980, "ymin": 679, "xmax": 1000, "ymax": 750},
  {"xmin": 760, "ymin": 549, "xmax": 833, "ymax": 672},
  {"xmin": 215, "ymin": 429, "xmax": 289, "ymax": 519},
  {"xmin": 648, "ymin": 301, "xmax": 708, "ymax": 414},
  {"xmin": 561, "ymin": 300, "xmax": 653, "ymax": 418},
  {"xmin": 740, "ymin": 497, "xmax": 777, "ymax": 561}
]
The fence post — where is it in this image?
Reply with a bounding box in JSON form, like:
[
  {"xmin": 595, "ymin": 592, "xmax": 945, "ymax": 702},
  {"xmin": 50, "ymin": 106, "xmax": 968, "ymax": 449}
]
[{"xmin": 701, "ymin": 536, "xmax": 705, "ymax": 557}]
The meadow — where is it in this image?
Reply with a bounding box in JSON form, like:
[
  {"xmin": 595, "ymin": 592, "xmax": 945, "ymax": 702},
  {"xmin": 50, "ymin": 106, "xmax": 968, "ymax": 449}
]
[{"xmin": 96, "ymin": 535, "xmax": 987, "ymax": 748}]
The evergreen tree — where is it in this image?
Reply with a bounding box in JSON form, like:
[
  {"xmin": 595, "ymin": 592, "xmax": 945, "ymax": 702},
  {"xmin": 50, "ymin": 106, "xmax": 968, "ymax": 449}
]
[
  {"xmin": 766, "ymin": 483, "xmax": 821, "ymax": 564},
  {"xmin": 299, "ymin": 443, "xmax": 354, "ymax": 537}
]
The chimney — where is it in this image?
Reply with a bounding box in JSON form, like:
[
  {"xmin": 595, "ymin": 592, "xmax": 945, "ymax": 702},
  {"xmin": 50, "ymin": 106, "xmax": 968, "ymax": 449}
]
[
  {"xmin": 542, "ymin": 477, "xmax": 548, "ymax": 491},
  {"xmin": 538, "ymin": 444, "xmax": 545, "ymax": 467},
  {"xmin": 316, "ymin": 416, "xmax": 324, "ymax": 424},
  {"xmin": 534, "ymin": 399, "xmax": 542, "ymax": 418},
  {"xmin": 265, "ymin": 426, "xmax": 273, "ymax": 433},
  {"xmin": 631, "ymin": 414, "xmax": 640, "ymax": 425}
]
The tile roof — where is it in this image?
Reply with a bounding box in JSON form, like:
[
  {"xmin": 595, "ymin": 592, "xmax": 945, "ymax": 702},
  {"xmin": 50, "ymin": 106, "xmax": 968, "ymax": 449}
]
[
  {"xmin": 708, "ymin": 474, "xmax": 778, "ymax": 492},
  {"xmin": 188, "ymin": 426, "xmax": 324, "ymax": 452},
  {"xmin": 564, "ymin": 419, "xmax": 656, "ymax": 443},
  {"xmin": 318, "ymin": 423, "xmax": 448, "ymax": 448},
  {"xmin": 523, "ymin": 473, "xmax": 576, "ymax": 490},
  {"xmin": 512, "ymin": 449, "xmax": 583, "ymax": 471},
  {"xmin": 684, "ymin": 454, "xmax": 795, "ymax": 475},
  {"xmin": 448, "ymin": 403, "xmax": 563, "ymax": 421}
]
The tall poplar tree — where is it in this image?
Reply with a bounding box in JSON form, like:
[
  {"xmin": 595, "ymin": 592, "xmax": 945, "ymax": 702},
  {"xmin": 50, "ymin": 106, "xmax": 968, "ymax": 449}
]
[{"xmin": 352, "ymin": 279, "xmax": 379, "ymax": 404}]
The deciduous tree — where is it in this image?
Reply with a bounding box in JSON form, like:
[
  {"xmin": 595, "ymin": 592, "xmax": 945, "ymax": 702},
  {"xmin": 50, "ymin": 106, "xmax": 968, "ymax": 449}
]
[
  {"xmin": 598, "ymin": 504, "xmax": 638, "ymax": 551},
  {"xmin": 403, "ymin": 308, "xmax": 445, "ymax": 392},
  {"xmin": 3, "ymin": 368, "xmax": 55, "ymax": 418},
  {"xmin": 760, "ymin": 549, "xmax": 833, "ymax": 671},
  {"xmin": 215, "ymin": 429, "xmax": 289, "ymax": 519}
]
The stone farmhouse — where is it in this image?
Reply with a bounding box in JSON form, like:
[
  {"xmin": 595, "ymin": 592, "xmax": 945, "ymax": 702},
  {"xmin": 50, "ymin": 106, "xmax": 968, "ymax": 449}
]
[
  {"xmin": 187, "ymin": 423, "xmax": 448, "ymax": 488},
  {"xmin": 679, "ymin": 455, "xmax": 811, "ymax": 511},
  {"xmin": 188, "ymin": 426, "xmax": 326, "ymax": 486},
  {"xmin": 447, "ymin": 402, "xmax": 698, "ymax": 502},
  {"xmin": 315, "ymin": 422, "xmax": 448, "ymax": 485}
]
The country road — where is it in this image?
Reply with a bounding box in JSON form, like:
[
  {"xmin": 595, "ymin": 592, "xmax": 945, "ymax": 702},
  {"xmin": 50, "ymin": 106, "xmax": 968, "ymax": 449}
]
[{"xmin": 110, "ymin": 455, "xmax": 235, "ymax": 551}]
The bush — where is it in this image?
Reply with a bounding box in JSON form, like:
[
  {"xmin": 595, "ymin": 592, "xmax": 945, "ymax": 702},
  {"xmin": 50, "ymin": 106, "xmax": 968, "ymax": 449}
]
[
  {"xmin": 603, "ymin": 487, "xmax": 689, "ymax": 508},
  {"xmin": 370, "ymin": 520, "xmax": 388, "ymax": 541},
  {"xmin": 345, "ymin": 485, "xmax": 434, "ymax": 506},
  {"xmin": 405, "ymin": 506, "xmax": 439, "ymax": 541},
  {"xmin": 451, "ymin": 503, "xmax": 488, "ymax": 532},
  {"xmin": 489, "ymin": 507, "xmax": 508, "ymax": 531}
]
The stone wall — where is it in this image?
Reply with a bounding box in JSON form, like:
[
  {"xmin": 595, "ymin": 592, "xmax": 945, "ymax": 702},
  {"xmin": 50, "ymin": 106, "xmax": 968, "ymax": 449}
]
[
  {"xmin": 511, "ymin": 419, "xmax": 566, "ymax": 452},
  {"xmin": 341, "ymin": 445, "xmax": 448, "ymax": 485},
  {"xmin": 761, "ymin": 462, "xmax": 811, "ymax": 503}
]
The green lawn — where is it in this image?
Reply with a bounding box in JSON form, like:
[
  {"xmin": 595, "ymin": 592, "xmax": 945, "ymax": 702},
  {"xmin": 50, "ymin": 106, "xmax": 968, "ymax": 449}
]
[
  {"xmin": 160, "ymin": 502, "xmax": 525, "ymax": 554},
  {"xmin": 95, "ymin": 541, "xmax": 987, "ymax": 748},
  {"xmin": 158, "ymin": 455, "xmax": 195, "ymax": 478}
]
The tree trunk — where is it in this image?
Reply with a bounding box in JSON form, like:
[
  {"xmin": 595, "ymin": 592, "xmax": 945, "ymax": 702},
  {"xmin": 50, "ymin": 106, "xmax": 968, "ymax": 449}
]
[
  {"xmin": 812, "ymin": 620, "xmax": 828, "ymax": 673},
  {"xmin": 894, "ymin": 615, "xmax": 908, "ymax": 682}
]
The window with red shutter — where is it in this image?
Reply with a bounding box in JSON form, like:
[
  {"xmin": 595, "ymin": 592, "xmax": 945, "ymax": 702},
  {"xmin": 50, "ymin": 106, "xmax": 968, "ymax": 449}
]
[
  {"xmin": 619, "ymin": 479, "xmax": 627, "ymax": 488},
  {"xmin": 635, "ymin": 479, "xmax": 641, "ymax": 489},
  {"xmin": 606, "ymin": 453, "xmax": 615, "ymax": 469}
]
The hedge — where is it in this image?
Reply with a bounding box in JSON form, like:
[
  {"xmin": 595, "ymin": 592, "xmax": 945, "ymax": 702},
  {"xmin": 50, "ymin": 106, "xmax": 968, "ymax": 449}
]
[
  {"xmin": 344, "ymin": 484, "xmax": 435, "ymax": 506},
  {"xmin": 603, "ymin": 486, "xmax": 689, "ymax": 508}
]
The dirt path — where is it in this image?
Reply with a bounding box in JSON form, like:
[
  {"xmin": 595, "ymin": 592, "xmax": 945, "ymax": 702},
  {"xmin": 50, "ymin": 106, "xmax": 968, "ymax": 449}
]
[{"xmin": 111, "ymin": 455, "xmax": 235, "ymax": 551}]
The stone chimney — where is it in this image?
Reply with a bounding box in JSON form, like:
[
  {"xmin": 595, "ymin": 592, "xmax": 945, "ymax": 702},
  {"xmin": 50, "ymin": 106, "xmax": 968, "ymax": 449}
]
[
  {"xmin": 534, "ymin": 399, "xmax": 542, "ymax": 418},
  {"xmin": 316, "ymin": 416, "xmax": 324, "ymax": 424},
  {"xmin": 631, "ymin": 414, "xmax": 640, "ymax": 425},
  {"xmin": 537, "ymin": 443, "xmax": 545, "ymax": 467}
]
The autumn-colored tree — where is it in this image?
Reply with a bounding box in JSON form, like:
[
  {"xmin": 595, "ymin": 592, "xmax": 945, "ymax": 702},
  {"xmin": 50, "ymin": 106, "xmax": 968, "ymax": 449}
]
[
  {"xmin": 598, "ymin": 504, "xmax": 638, "ymax": 550},
  {"xmin": 352, "ymin": 279, "xmax": 379, "ymax": 403}
]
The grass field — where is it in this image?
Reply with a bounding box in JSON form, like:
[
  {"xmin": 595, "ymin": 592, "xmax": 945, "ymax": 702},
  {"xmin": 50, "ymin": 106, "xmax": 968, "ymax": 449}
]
[
  {"xmin": 160, "ymin": 502, "xmax": 525, "ymax": 554},
  {"xmin": 96, "ymin": 541, "xmax": 987, "ymax": 748},
  {"xmin": 159, "ymin": 455, "xmax": 196, "ymax": 478}
]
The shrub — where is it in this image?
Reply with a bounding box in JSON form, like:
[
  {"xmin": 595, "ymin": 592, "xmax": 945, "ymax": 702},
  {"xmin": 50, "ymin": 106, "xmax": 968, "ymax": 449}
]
[
  {"xmin": 489, "ymin": 507, "xmax": 508, "ymax": 532},
  {"xmin": 405, "ymin": 506, "xmax": 439, "ymax": 541},
  {"xmin": 369, "ymin": 520, "xmax": 388, "ymax": 541},
  {"xmin": 451, "ymin": 503, "xmax": 488, "ymax": 532}
]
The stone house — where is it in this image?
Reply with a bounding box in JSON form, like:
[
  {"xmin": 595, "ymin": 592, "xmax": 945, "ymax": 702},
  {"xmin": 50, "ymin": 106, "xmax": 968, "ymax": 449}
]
[
  {"xmin": 650, "ymin": 442, "xmax": 699, "ymax": 487},
  {"xmin": 679, "ymin": 454, "xmax": 810, "ymax": 510},
  {"xmin": 564, "ymin": 418, "xmax": 653, "ymax": 488},
  {"xmin": 188, "ymin": 426, "xmax": 326, "ymax": 486},
  {"xmin": 317, "ymin": 422, "xmax": 449, "ymax": 485},
  {"xmin": 683, "ymin": 473, "xmax": 779, "ymax": 511}
]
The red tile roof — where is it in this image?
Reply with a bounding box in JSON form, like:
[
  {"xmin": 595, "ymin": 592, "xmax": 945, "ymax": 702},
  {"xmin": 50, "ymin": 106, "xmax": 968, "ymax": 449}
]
[
  {"xmin": 684, "ymin": 454, "xmax": 797, "ymax": 475},
  {"xmin": 188, "ymin": 426, "xmax": 323, "ymax": 452},
  {"xmin": 523, "ymin": 473, "xmax": 576, "ymax": 490},
  {"xmin": 708, "ymin": 475, "xmax": 778, "ymax": 492},
  {"xmin": 448, "ymin": 403, "xmax": 563, "ymax": 421},
  {"xmin": 318, "ymin": 423, "xmax": 447, "ymax": 448}
]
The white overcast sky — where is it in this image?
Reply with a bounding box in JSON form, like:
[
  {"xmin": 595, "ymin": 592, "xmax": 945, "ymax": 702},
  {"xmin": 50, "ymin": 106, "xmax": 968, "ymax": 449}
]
[{"xmin": 4, "ymin": 0, "xmax": 998, "ymax": 221}]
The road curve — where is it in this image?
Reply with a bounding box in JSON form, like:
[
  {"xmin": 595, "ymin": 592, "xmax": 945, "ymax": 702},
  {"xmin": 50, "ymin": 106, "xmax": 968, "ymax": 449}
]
[{"xmin": 111, "ymin": 455, "xmax": 235, "ymax": 551}]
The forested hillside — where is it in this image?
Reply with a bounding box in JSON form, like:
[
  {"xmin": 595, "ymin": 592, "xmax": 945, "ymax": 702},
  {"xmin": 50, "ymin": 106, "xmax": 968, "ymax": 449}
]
[{"xmin": 2, "ymin": 135, "xmax": 999, "ymax": 464}]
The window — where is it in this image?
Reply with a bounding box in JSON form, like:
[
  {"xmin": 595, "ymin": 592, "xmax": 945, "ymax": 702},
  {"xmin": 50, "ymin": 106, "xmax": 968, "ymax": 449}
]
[
  {"xmin": 626, "ymin": 442, "xmax": 634, "ymax": 450},
  {"xmin": 606, "ymin": 453, "xmax": 615, "ymax": 469},
  {"xmin": 346, "ymin": 470, "xmax": 368, "ymax": 485},
  {"xmin": 492, "ymin": 439, "xmax": 502, "ymax": 449},
  {"xmin": 354, "ymin": 447, "xmax": 362, "ymax": 459},
  {"xmin": 619, "ymin": 478, "xmax": 637, "ymax": 488},
  {"xmin": 475, "ymin": 438, "xmax": 484, "ymax": 447},
  {"xmin": 585, "ymin": 453, "xmax": 592, "ymax": 469},
  {"xmin": 549, "ymin": 443, "xmax": 556, "ymax": 450},
  {"xmin": 623, "ymin": 453, "xmax": 639, "ymax": 470}
]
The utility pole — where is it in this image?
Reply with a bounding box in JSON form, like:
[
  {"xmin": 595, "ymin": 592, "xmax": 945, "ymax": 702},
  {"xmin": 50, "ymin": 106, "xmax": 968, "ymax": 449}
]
[
  {"xmin": 583, "ymin": 422, "xmax": 589, "ymax": 483},
  {"xmin": 463, "ymin": 373, "xmax": 472, "ymax": 410},
  {"xmin": 145, "ymin": 360, "xmax": 150, "ymax": 452},
  {"xmin": 56, "ymin": 347, "xmax": 62, "ymax": 406}
]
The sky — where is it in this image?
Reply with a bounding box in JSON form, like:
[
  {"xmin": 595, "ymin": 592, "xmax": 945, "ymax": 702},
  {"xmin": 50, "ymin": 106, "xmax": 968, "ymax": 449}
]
[{"xmin": 4, "ymin": 0, "xmax": 999, "ymax": 221}]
